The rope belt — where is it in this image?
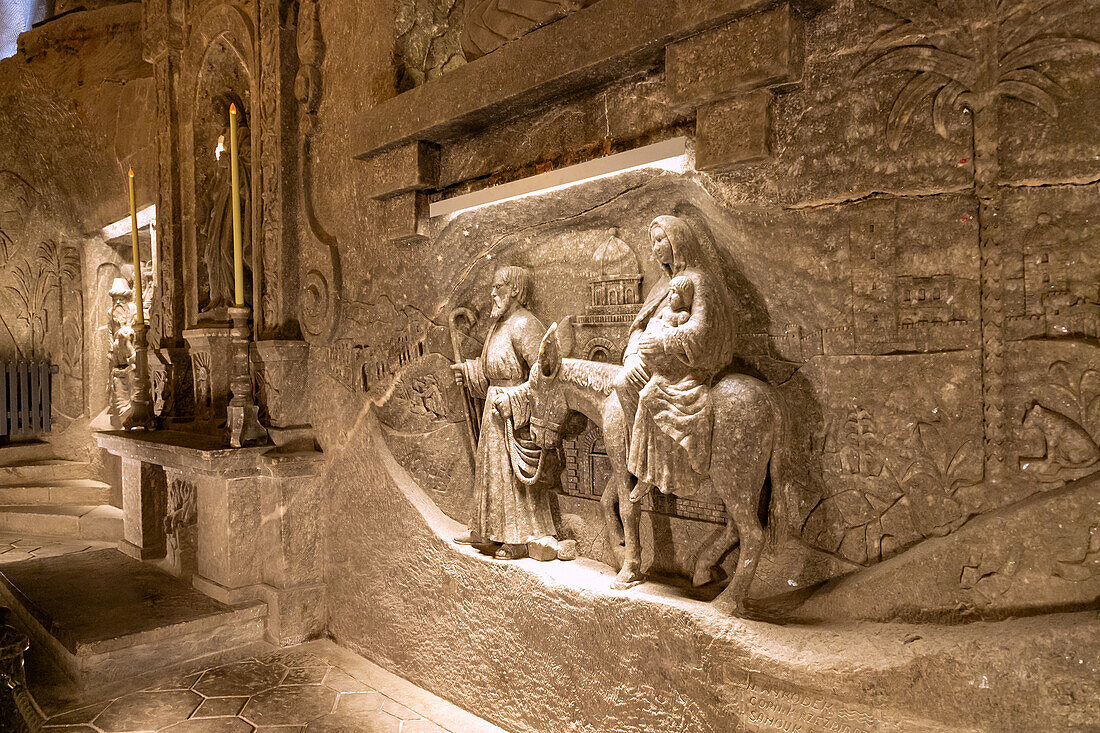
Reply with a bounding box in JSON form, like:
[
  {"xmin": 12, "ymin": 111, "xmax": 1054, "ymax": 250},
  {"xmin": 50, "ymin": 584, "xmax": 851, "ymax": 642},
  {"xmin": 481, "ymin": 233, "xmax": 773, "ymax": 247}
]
[{"xmin": 504, "ymin": 415, "xmax": 556, "ymax": 488}]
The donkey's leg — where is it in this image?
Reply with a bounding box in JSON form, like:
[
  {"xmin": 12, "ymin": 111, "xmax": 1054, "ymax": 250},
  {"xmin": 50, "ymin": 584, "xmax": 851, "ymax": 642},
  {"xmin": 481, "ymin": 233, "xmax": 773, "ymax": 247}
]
[
  {"xmin": 611, "ymin": 477, "xmax": 645, "ymax": 589},
  {"xmin": 601, "ymin": 471, "xmax": 628, "ymax": 568},
  {"xmin": 711, "ymin": 502, "xmax": 764, "ymax": 616},
  {"xmin": 691, "ymin": 515, "xmax": 740, "ymax": 587}
]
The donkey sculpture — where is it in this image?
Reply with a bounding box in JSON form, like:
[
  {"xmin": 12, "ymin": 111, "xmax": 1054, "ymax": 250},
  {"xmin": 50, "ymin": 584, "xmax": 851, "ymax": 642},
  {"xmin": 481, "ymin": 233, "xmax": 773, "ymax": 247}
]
[{"xmin": 521, "ymin": 322, "xmax": 785, "ymax": 614}]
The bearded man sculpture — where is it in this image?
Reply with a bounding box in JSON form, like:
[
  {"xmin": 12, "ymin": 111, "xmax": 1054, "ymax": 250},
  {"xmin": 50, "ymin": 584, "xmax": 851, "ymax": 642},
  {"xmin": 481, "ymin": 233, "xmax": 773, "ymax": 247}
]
[{"xmin": 451, "ymin": 266, "xmax": 572, "ymax": 561}]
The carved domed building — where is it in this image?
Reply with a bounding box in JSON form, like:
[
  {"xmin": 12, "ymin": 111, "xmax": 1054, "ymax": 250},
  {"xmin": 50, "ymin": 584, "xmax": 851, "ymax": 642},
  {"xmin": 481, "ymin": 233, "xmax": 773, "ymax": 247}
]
[{"xmin": 574, "ymin": 227, "xmax": 643, "ymax": 362}]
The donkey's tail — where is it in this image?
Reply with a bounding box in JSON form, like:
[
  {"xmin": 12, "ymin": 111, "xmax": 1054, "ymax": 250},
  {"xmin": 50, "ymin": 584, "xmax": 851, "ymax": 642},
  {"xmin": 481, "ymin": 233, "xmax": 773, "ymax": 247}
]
[{"xmin": 763, "ymin": 387, "xmax": 789, "ymax": 548}]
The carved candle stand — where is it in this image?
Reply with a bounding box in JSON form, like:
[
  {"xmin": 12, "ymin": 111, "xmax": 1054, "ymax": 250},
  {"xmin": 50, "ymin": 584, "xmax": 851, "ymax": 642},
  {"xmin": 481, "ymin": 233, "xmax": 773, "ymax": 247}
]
[
  {"xmin": 123, "ymin": 323, "xmax": 156, "ymax": 431},
  {"xmin": 227, "ymin": 305, "xmax": 268, "ymax": 447}
]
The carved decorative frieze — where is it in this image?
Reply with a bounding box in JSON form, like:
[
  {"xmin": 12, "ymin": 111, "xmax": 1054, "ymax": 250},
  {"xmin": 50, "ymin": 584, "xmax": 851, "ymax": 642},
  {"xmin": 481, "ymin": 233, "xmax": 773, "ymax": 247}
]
[{"xmin": 860, "ymin": 0, "xmax": 1100, "ymax": 484}]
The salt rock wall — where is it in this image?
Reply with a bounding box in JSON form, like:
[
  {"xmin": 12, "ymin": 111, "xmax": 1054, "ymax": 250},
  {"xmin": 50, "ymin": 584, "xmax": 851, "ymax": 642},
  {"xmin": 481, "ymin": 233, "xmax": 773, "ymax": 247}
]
[
  {"xmin": 288, "ymin": 0, "xmax": 1100, "ymax": 729},
  {"xmin": 0, "ymin": 3, "xmax": 154, "ymax": 454}
]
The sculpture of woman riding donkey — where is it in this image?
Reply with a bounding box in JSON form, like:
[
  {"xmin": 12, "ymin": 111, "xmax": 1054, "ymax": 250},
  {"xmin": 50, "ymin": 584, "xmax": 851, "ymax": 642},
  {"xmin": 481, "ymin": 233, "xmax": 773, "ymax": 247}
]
[{"xmin": 517, "ymin": 215, "xmax": 786, "ymax": 615}]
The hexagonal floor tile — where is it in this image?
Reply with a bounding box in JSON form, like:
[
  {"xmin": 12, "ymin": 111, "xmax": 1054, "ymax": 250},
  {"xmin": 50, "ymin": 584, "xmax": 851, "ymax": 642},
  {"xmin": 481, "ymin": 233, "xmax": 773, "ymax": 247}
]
[
  {"xmin": 320, "ymin": 668, "xmax": 369, "ymax": 693},
  {"xmin": 334, "ymin": 691, "xmax": 384, "ymax": 714},
  {"xmin": 282, "ymin": 666, "xmax": 328, "ymax": 685},
  {"xmin": 193, "ymin": 659, "xmax": 286, "ymax": 697},
  {"xmin": 304, "ymin": 709, "xmax": 402, "ymax": 733},
  {"xmin": 192, "ymin": 695, "xmax": 248, "ymax": 718},
  {"xmin": 44, "ymin": 701, "xmax": 110, "ymax": 726},
  {"xmin": 380, "ymin": 699, "xmax": 418, "ymax": 720},
  {"xmin": 241, "ymin": 684, "xmax": 339, "ymax": 727},
  {"xmin": 93, "ymin": 689, "xmax": 202, "ymax": 732},
  {"xmin": 400, "ymin": 721, "xmax": 448, "ymax": 733},
  {"xmin": 160, "ymin": 717, "xmax": 253, "ymax": 733}
]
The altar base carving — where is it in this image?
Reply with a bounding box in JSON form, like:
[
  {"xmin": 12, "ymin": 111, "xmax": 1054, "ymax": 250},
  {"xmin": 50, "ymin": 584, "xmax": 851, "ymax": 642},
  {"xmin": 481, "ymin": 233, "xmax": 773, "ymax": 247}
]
[{"xmin": 95, "ymin": 430, "xmax": 326, "ymax": 645}]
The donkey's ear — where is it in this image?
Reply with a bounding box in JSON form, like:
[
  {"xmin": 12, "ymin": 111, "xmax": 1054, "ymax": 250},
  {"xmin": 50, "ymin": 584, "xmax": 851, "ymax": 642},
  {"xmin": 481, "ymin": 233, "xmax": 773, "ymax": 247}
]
[
  {"xmin": 538, "ymin": 323, "xmax": 561, "ymax": 377},
  {"xmin": 556, "ymin": 315, "xmax": 575, "ymax": 359}
]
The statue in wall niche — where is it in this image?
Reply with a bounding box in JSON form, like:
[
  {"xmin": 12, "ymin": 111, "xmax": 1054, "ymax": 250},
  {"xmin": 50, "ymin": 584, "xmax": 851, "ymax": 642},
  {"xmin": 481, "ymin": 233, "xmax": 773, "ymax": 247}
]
[
  {"xmin": 451, "ymin": 266, "xmax": 575, "ymax": 561},
  {"xmin": 520, "ymin": 215, "xmax": 787, "ymax": 615},
  {"xmin": 199, "ymin": 119, "xmax": 252, "ymax": 317},
  {"xmin": 107, "ymin": 277, "xmax": 137, "ymax": 428}
]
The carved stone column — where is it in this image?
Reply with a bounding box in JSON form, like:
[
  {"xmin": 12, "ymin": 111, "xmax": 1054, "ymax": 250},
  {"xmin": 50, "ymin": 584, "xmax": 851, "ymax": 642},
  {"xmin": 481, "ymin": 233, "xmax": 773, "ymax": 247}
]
[{"xmin": 119, "ymin": 457, "xmax": 167, "ymax": 560}]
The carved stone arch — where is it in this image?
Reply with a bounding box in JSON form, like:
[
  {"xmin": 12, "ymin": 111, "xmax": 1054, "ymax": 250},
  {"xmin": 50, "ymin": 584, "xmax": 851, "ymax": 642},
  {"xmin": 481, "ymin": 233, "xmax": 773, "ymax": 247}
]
[
  {"xmin": 179, "ymin": 2, "xmax": 263, "ymax": 332},
  {"xmin": 583, "ymin": 337, "xmax": 619, "ymax": 364}
]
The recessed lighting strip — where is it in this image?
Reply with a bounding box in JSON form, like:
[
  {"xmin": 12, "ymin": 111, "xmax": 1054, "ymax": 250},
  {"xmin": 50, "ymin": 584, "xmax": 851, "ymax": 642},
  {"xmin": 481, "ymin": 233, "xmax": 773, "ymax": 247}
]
[
  {"xmin": 429, "ymin": 136, "xmax": 691, "ymax": 220},
  {"xmin": 101, "ymin": 204, "xmax": 157, "ymax": 240}
]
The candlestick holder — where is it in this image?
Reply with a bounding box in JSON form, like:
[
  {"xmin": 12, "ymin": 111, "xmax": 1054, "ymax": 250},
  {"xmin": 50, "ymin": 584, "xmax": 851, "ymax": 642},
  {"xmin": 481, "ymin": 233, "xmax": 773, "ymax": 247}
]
[
  {"xmin": 123, "ymin": 323, "xmax": 156, "ymax": 431},
  {"xmin": 227, "ymin": 305, "xmax": 268, "ymax": 447}
]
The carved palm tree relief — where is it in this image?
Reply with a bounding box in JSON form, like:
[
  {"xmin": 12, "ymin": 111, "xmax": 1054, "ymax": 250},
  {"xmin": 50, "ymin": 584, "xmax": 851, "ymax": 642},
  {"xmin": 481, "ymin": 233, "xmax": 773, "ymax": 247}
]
[
  {"xmin": 861, "ymin": 0, "xmax": 1100, "ymax": 484},
  {"xmin": 5, "ymin": 260, "xmax": 54, "ymax": 357}
]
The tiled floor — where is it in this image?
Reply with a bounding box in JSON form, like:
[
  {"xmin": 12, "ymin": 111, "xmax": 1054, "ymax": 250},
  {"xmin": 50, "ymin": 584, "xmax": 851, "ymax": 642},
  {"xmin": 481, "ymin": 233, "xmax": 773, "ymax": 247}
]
[
  {"xmin": 0, "ymin": 531, "xmax": 114, "ymax": 564},
  {"xmin": 37, "ymin": 640, "xmax": 506, "ymax": 733}
]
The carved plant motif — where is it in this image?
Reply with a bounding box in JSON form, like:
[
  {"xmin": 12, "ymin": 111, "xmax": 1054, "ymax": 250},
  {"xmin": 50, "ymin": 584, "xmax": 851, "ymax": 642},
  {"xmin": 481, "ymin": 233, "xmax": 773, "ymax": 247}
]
[
  {"xmin": 862, "ymin": 0, "xmax": 1100, "ymax": 483},
  {"xmin": 806, "ymin": 406, "xmax": 981, "ymax": 564},
  {"xmin": 193, "ymin": 351, "xmax": 211, "ymax": 409},
  {"xmin": 1035, "ymin": 360, "xmax": 1100, "ymax": 439},
  {"xmin": 892, "ymin": 420, "xmax": 980, "ymax": 537},
  {"xmin": 5, "ymin": 259, "xmax": 54, "ymax": 356},
  {"xmin": 163, "ymin": 478, "xmax": 197, "ymax": 553},
  {"xmin": 37, "ymin": 239, "xmax": 82, "ymax": 376},
  {"xmin": 840, "ymin": 405, "xmax": 882, "ymax": 476}
]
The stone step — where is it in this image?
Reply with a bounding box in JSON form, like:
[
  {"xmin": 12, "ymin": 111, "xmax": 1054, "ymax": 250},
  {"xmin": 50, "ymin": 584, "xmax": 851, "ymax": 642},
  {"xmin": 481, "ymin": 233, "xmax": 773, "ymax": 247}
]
[
  {"xmin": 0, "ymin": 548, "xmax": 267, "ymax": 690},
  {"xmin": 0, "ymin": 441, "xmax": 55, "ymax": 466},
  {"xmin": 0, "ymin": 505, "xmax": 123, "ymax": 540},
  {"xmin": 0, "ymin": 479, "xmax": 113, "ymax": 506},
  {"xmin": 0, "ymin": 459, "xmax": 97, "ymax": 486}
]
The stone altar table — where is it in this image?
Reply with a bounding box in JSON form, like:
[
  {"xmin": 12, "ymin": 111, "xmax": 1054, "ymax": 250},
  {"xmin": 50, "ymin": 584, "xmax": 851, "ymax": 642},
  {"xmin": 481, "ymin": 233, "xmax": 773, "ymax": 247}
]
[{"xmin": 95, "ymin": 430, "xmax": 325, "ymax": 645}]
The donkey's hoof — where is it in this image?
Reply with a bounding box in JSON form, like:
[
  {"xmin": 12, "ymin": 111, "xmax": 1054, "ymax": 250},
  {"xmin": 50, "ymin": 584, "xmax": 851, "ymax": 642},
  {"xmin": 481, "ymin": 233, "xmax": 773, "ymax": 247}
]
[
  {"xmin": 610, "ymin": 568, "xmax": 644, "ymax": 590},
  {"xmin": 692, "ymin": 565, "xmax": 718, "ymax": 587},
  {"xmin": 711, "ymin": 596, "xmax": 746, "ymax": 617}
]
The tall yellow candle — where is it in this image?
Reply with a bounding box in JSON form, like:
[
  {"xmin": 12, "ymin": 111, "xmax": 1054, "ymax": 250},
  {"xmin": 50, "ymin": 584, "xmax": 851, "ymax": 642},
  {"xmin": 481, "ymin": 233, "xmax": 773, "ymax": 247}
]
[
  {"xmin": 229, "ymin": 103, "xmax": 245, "ymax": 307},
  {"xmin": 128, "ymin": 169, "xmax": 144, "ymax": 326}
]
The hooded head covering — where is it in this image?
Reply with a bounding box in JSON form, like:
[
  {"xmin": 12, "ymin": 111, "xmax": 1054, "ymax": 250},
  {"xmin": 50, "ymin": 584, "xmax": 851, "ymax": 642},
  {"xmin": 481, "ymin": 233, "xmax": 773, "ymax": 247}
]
[
  {"xmin": 631, "ymin": 215, "xmax": 735, "ymax": 376},
  {"xmin": 650, "ymin": 215, "xmax": 705, "ymax": 276}
]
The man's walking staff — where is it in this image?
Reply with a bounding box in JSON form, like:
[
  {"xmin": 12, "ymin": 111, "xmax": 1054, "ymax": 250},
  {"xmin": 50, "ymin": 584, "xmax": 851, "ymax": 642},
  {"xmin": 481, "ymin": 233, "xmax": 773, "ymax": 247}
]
[{"xmin": 449, "ymin": 307, "xmax": 481, "ymax": 457}]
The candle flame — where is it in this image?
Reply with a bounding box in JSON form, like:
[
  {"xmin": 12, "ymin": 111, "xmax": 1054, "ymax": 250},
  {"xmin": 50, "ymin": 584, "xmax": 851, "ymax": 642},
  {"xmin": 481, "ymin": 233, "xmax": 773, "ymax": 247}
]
[
  {"xmin": 230, "ymin": 103, "xmax": 237, "ymax": 115},
  {"xmin": 128, "ymin": 169, "xmax": 134, "ymax": 178}
]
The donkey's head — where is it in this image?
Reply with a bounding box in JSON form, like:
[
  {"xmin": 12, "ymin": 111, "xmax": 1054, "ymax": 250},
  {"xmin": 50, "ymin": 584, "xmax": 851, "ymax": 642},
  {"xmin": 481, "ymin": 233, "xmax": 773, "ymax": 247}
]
[{"xmin": 528, "ymin": 318, "xmax": 574, "ymax": 449}]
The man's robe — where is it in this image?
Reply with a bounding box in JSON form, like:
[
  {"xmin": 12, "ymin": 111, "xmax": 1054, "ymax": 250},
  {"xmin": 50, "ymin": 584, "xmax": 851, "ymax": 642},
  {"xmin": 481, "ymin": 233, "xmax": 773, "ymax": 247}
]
[{"xmin": 459, "ymin": 307, "xmax": 556, "ymax": 544}]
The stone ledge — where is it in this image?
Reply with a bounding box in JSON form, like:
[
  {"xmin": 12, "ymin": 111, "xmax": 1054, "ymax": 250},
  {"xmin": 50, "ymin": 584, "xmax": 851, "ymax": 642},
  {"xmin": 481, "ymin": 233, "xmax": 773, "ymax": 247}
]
[
  {"xmin": 351, "ymin": 0, "xmax": 776, "ymax": 159},
  {"xmin": 666, "ymin": 2, "xmax": 802, "ymax": 109},
  {"xmin": 96, "ymin": 430, "xmax": 323, "ymax": 478}
]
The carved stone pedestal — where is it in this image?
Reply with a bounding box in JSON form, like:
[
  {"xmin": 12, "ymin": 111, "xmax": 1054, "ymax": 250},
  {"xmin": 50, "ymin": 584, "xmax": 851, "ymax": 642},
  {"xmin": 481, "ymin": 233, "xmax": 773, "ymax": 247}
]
[
  {"xmin": 94, "ymin": 430, "xmax": 326, "ymax": 645},
  {"xmin": 182, "ymin": 325, "xmax": 234, "ymax": 428},
  {"xmin": 251, "ymin": 340, "xmax": 314, "ymax": 450}
]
